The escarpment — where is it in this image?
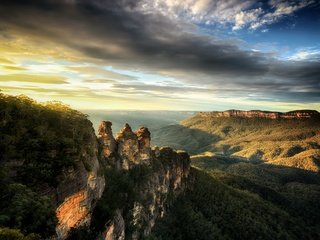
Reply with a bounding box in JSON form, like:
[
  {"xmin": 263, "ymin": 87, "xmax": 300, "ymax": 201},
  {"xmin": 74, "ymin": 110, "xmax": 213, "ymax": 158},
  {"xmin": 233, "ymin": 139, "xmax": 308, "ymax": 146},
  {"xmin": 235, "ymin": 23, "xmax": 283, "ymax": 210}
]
[
  {"xmin": 97, "ymin": 122, "xmax": 190, "ymax": 240},
  {"xmin": 199, "ymin": 109, "xmax": 320, "ymax": 119},
  {"xmin": 0, "ymin": 94, "xmax": 190, "ymax": 240},
  {"xmin": 55, "ymin": 127, "xmax": 105, "ymax": 239},
  {"xmin": 0, "ymin": 94, "xmax": 105, "ymax": 240}
]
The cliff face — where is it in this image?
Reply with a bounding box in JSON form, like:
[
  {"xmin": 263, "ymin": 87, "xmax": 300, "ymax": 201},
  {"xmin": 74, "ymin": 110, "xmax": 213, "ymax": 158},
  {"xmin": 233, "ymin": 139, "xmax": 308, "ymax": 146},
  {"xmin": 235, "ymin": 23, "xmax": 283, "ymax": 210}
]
[
  {"xmin": 0, "ymin": 94, "xmax": 106, "ymax": 240},
  {"xmin": 55, "ymin": 125, "xmax": 105, "ymax": 239},
  {"xmin": 199, "ymin": 110, "xmax": 320, "ymax": 119},
  {"xmin": 98, "ymin": 122, "xmax": 190, "ymax": 240},
  {"xmin": 0, "ymin": 92, "xmax": 190, "ymax": 240}
]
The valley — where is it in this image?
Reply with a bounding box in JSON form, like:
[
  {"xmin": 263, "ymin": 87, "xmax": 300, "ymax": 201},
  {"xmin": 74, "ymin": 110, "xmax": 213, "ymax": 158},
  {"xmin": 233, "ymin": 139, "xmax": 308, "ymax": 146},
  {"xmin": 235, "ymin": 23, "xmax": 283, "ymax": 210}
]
[
  {"xmin": 149, "ymin": 110, "xmax": 320, "ymax": 240},
  {"xmin": 153, "ymin": 110, "xmax": 320, "ymax": 172},
  {"xmin": 0, "ymin": 95, "xmax": 319, "ymax": 240}
]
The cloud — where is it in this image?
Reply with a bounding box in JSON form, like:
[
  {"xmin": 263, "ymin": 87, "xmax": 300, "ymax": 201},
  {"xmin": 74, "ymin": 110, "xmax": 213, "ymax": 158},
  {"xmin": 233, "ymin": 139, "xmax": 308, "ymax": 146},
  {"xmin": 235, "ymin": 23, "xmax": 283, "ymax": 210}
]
[
  {"xmin": 138, "ymin": 0, "xmax": 253, "ymax": 25},
  {"xmin": 233, "ymin": 8, "xmax": 263, "ymax": 30},
  {"xmin": 2, "ymin": 65, "xmax": 26, "ymax": 71},
  {"xmin": 287, "ymin": 48, "xmax": 320, "ymax": 61},
  {"xmin": 137, "ymin": 0, "xmax": 315, "ymax": 30},
  {"xmin": 249, "ymin": 0, "xmax": 315, "ymax": 30},
  {"xmin": 0, "ymin": 0, "xmax": 319, "ymax": 107},
  {"xmin": 0, "ymin": 58, "xmax": 14, "ymax": 64},
  {"xmin": 67, "ymin": 66, "xmax": 138, "ymax": 81},
  {"xmin": 83, "ymin": 79, "xmax": 117, "ymax": 84},
  {"xmin": 0, "ymin": 74, "xmax": 68, "ymax": 84}
]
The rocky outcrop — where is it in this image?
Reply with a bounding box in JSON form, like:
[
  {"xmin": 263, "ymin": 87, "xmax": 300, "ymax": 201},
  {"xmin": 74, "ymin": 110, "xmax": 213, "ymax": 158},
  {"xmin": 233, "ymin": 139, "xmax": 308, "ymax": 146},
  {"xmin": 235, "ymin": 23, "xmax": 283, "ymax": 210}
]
[
  {"xmin": 98, "ymin": 122, "xmax": 190, "ymax": 240},
  {"xmin": 98, "ymin": 121, "xmax": 116, "ymax": 158},
  {"xmin": 199, "ymin": 109, "xmax": 320, "ymax": 119},
  {"xmin": 55, "ymin": 128, "xmax": 105, "ymax": 239},
  {"xmin": 128, "ymin": 147, "xmax": 190, "ymax": 239},
  {"xmin": 98, "ymin": 123, "xmax": 153, "ymax": 170},
  {"xmin": 115, "ymin": 123, "xmax": 140, "ymax": 169},
  {"xmin": 136, "ymin": 127, "xmax": 151, "ymax": 161}
]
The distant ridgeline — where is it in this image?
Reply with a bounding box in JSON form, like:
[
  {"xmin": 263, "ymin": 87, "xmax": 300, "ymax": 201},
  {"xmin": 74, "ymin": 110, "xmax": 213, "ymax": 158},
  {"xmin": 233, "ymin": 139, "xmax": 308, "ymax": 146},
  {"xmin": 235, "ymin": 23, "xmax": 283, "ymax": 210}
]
[{"xmin": 199, "ymin": 109, "xmax": 320, "ymax": 119}]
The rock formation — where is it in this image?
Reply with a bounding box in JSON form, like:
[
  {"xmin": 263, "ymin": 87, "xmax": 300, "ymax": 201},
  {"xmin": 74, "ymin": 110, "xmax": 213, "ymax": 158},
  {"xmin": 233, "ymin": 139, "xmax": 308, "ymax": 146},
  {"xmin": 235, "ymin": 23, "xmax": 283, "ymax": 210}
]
[
  {"xmin": 98, "ymin": 122, "xmax": 190, "ymax": 240},
  {"xmin": 199, "ymin": 109, "xmax": 320, "ymax": 119},
  {"xmin": 116, "ymin": 123, "xmax": 140, "ymax": 169},
  {"xmin": 55, "ymin": 128, "xmax": 105, "ymax": 239},
  {"xmin": 136, "ymin": 127, "xmax": 151, "ymax": 161},
  {"xmin": 98, "ymin": 123, "xmax": 154, "ymax": 170},
  {"xmin": 98, "ymin": 121, "xmax": 116, "ymax": 157},
  {"xmin": 0, "ymin": 94, "xmax": 190, "ymax": 240}
]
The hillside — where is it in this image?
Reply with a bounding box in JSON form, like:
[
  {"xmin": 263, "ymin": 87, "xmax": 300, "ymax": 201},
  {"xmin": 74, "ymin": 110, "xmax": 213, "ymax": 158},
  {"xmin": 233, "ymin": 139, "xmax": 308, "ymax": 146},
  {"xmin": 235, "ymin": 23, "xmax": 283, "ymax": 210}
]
[
  {"xmin": 1, "ymin": 95, "xmax": 319, "ymax": 240},
  {"xmin": 149, "ymin": 110, "xmax": 320, "ymax": 239},
  {"xmin": 0, "ymin": 93, "xmax": 190, "ymax": 240},
  {"xmin": 149, "ymin": 167, "xmax": 320, "ymax": 240},
  {"xmin": 153, "ymin": 110, "xmax": 320, "ymax": 172}
]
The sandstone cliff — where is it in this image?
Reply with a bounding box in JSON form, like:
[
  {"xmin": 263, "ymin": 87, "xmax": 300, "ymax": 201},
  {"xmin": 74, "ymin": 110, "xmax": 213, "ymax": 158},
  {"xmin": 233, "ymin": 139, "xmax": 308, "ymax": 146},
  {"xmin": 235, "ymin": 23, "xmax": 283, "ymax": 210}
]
[
  {"xmin": 0, "ymin": 94, "xmax": 106, "ymax": 240},
  {"xmin": 55, "ymin": 127, "xmax": 105, "ymax": 239},
  {"xmin": 199, "ymin": 109, "xmax": 320, "ymax": 119},
  {"xmin": 98, "ymin": 122, "xmax": 190, "ymax": 240},
  {"xmin": 0, "ymin": 93, "xmax": 190, "ymax": 240}
]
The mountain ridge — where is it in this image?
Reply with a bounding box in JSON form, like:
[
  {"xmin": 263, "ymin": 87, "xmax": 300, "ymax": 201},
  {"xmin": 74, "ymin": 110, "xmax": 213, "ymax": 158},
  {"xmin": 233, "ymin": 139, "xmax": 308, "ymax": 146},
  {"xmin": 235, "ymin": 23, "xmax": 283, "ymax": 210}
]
[{"xmin": 199, "ymin": 109, "xmax": 320, "ymax": 119}]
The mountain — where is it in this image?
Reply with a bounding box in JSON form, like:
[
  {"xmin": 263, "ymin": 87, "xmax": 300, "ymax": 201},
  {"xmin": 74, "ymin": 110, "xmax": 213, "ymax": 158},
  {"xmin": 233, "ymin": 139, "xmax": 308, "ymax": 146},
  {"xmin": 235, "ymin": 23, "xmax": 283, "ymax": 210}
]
[
  {"xmin": 1, "ymin": 95, "xmax": 320, "ymax": 240},
  {"xmin": 149, "ymin": 109, "xmax": 320, "ymax": 239},
  {"xmin": 0, "ymin": 93, "xmax": 190, "ymax": 240},
  {"xmin": 153, "ymin": 110, "xmax": 320, "ymax": 172}
]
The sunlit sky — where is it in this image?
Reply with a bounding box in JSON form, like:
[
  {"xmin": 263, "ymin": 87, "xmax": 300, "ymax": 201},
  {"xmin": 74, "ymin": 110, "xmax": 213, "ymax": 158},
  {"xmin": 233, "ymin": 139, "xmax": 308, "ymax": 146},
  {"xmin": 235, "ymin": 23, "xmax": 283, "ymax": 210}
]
[{"xmin": 0, "ymin": 0, "xmax": 319, "ymax": 111}]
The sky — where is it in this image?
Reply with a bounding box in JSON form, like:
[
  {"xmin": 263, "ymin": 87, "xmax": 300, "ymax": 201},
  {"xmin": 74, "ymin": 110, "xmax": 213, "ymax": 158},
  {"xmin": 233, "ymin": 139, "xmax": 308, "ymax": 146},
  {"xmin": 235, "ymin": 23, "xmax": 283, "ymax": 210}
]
[{"xmin": 0, "ymin": 0, "xmax": 319, "ymax": 111}]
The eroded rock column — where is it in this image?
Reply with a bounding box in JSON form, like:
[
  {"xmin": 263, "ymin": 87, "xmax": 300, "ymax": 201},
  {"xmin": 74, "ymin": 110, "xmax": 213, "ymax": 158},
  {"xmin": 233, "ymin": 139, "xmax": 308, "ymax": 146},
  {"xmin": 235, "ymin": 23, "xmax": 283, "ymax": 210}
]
[
  {"xmin": 136, "ymin": 127, "xmax": 151, "ymax": 163},
  {"xmin": 98, "ymin": 121, "xmax": 116, "ymax": 157}
]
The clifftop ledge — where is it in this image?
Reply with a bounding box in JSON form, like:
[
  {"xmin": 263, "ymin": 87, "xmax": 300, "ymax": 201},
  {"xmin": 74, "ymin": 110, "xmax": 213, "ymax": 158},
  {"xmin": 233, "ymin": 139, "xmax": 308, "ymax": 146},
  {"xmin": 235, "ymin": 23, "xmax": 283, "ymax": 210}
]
[{"xmin": 199, "ymin": 109, "xmax": 320, "ymax": 119}]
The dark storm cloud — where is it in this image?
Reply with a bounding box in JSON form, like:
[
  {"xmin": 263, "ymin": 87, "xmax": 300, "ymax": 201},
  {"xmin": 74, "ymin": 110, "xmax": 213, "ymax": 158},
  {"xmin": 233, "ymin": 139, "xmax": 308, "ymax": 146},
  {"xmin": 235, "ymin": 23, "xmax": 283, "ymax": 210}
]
[{"xmin": 0, "ymin": 0, "xmax": 319, "ymax": 102}]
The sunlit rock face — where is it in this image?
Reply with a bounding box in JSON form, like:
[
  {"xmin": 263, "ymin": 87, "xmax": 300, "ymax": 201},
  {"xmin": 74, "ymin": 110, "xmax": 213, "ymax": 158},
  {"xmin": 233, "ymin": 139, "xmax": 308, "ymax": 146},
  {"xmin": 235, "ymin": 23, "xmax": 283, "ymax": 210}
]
[
  {"xmin": 98, "ymin": 121, "xmax": 116, "ymax": 157},
  {"xmin": 136, "ymin": 127, "xmax": 151, "ymax": 162},
  {"xmin": 116, "ymin": 123, "xmax": 140, "ymax": 169},
  {"xmin": 199, "ymin": 110, "xmax": 320, "ymax": 119},
  {"xmin": 99, "ymin": 122, "xmax": 190, "ymax": 240},
  {"xmin": 55, "ymin": 128, "xmax": 105, "ymax": 239},
  {"xmin": 98, "ymin": 122, "xmax": 153, "ymax": 170},
  {"xmin": 56, "ymin": 190, "xmax": 89, "ymax": 237}
]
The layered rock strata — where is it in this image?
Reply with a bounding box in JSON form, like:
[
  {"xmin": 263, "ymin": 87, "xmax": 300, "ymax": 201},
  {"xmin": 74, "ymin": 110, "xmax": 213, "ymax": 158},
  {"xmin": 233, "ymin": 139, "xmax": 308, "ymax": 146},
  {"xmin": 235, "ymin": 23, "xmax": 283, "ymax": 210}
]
[
  {"xmin": 199, "ymin": 110, "xmax": 320, "ymax": 119},
  {"xmin": 55, "ymin": 128, "xmax": 105, "ymax": 239}
]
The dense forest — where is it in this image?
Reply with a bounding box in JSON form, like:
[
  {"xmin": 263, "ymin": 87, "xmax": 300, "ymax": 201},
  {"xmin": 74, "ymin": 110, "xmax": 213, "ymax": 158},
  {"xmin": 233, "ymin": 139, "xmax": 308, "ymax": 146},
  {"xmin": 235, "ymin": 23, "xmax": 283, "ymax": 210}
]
[
  {"xmin": 149, "ymin": 167, "xmax": 320, "ymax": 240},
  {"xmin": 0, "ymin": 93, "xmax": 94, "ymax": 239}
]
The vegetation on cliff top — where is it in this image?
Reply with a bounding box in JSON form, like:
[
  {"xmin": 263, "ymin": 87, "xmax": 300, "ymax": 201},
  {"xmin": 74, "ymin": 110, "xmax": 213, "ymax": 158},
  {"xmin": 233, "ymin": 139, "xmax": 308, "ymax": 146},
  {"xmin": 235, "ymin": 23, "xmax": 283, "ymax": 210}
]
[{"xmin": 0, "ymin": 93, "xmax": 95, "ymax": 238}]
